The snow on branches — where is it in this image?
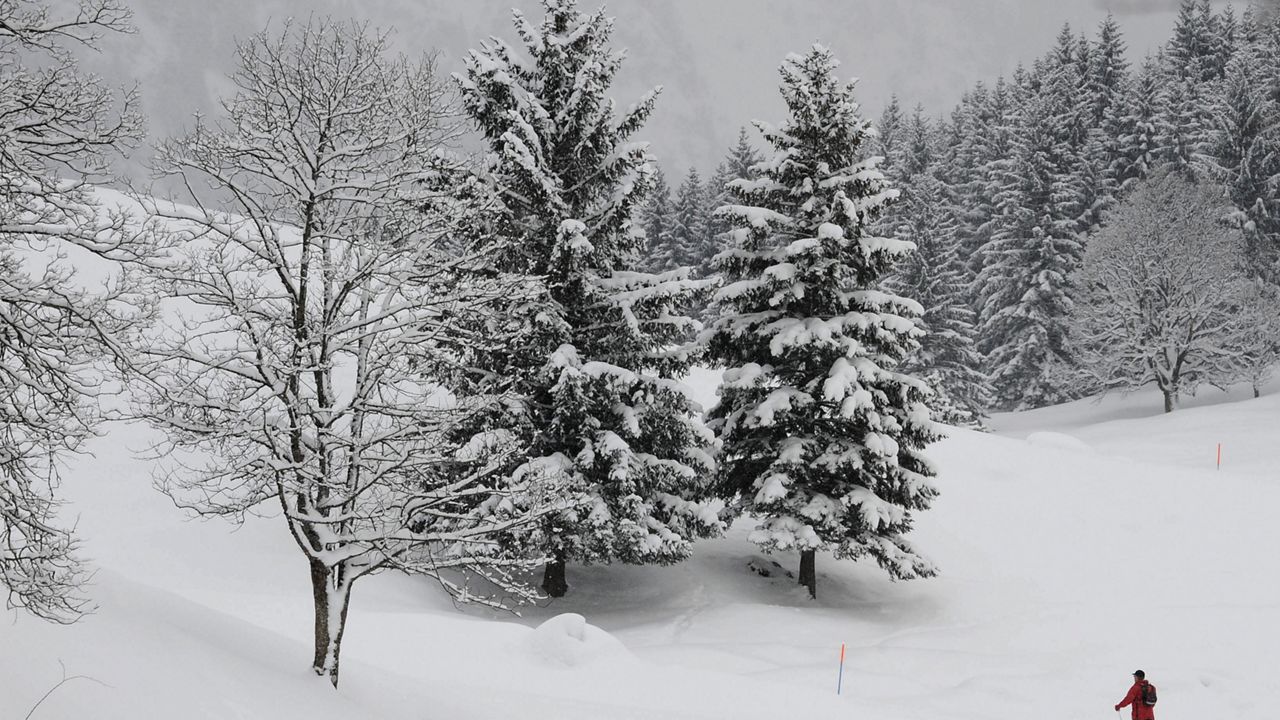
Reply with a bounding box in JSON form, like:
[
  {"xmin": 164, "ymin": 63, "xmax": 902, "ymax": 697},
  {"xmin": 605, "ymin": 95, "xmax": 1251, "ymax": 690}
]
[
  {"xmin": 135, "ymin": 19, "xmax": 554, "ymax": 687},
  {"xmin": 705, "ymin": 45, "xmax": 940, "ymax": 600},
  {"xmin": 455, "ymin": 0, "xmax": 721, "ymax": 598},
  {"xmin": 1071, "ymin": 171, "xmax": 1262, "ymax": 412},
  {"xmin": 1, "ymin": 0, "xmax": 144, "ymax": 623}
]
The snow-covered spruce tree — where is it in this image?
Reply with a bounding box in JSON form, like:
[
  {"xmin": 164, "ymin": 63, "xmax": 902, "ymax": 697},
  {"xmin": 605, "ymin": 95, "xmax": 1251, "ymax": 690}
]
[
  {"xmin": 1169, "ymin": 0, "xmax": 1222, "ymax": 84},
  {"xmin": 137, "ymin": 20, "xmax": 552, "ymax": 687},
  {"xmin": 1070, "ymin": 171, "xmax": 1252, "ymax": 413},
  {"xmin": 889, "ymin": 173, "xmax": 992, "ymax": 427},
  {"xmin": 1201, "ymin": 53, "xmax": 1280, "ymax": 281},
  {"xmin": 455, "ymin": 0, "xmax": 721, "ymax": 598},
  {"xmin": 1085, "ymin": 15, "xmax": 1130, "ymax": 131},
  {"xmin": 0, "ymin": 0, "xmax": 145, "ymax": 623},
  {"xmin": 1083, "ymin": 15, "xmax": 1132, "ymax": 213},
  {"xmin": 706, "ymin": 45, "xmax": 940, "ymax": 600},
  {"xmin": 638, "ymin": 166, "xmax": 676, "ymax": 273},
  {"xmin": 704, "ymin": 127, "xmax": 763, "ymax": 277},
  {"xmin": 1112, "ymin": 55, "xmax": 1166, "ymax": 193},
  {"xmin": 876, "ymin": 107, "xmax": 990, "ymax": 425},
  {"xmin": 875, "ymin": 95, "xmax": 907, "ymax": 174},
  {"xmin": 942, "ymin": 77, "xmax": 1018, "ymax": 291},
  {"xmin": 976, "ymin": 96, "xmax": 1084, "ymax": 409},
  {"xmin": 670, "ymin": 167, "xmax": 710, "ymax": 274}
]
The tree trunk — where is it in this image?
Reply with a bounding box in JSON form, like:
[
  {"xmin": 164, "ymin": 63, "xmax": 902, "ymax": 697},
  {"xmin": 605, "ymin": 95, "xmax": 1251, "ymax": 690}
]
[
  {"xmin": 799, "ymin": 549, "xmax": 817, "ymax": 599},
  {"xmin": 542, "ymin": 549, "xmax": 569, "ymax": 598},
  {"xmin": 309, "ymin": 558, "xmax": 352, "ymax": 687},
  {"xmin": 1162, "ymin": 389, "xmax": 1174, "ymax": 414}
]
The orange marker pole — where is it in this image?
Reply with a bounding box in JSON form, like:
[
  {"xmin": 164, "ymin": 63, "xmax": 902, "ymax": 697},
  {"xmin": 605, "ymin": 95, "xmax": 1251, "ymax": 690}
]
[
  {"xmin": 1217, "ymin": 443, "xmax": 1222, "ymax": 470},
  {"xmin": 836, "ymin": 642, "xmax": 846, "ymax": 695}
]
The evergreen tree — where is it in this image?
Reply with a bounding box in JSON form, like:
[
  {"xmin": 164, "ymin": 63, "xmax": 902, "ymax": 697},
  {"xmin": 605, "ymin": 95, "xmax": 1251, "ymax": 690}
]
[
  {"xmin": 706, "ymin": 45, "xmax": 940, "ymax": 600},
  {"xmin": 889, "ymin": 172, "xmax": 992, "ymax": 426},
  {"xmin": 1084, "ymin": 14, "xmax": 1132, "ymax": 208},
  {"xmin": 976, "ymin": 91, "xmax": 1084, "ymax": 409},
  {"xmin": 1169, "ymin": 0, "xmax": 1219, "ymax": 82},
  {"xmin": 903, "ymin": 104, "xmax": 935, "ymax": 180},
  {"xmin": 1214, "ymin": 3, "xmax": 1240, "ymax": 75},
  {"xmin": 1159, "ymin": 1, "xmax": 1227, "ymax": 173},
  {"xmin": 704, "ymin": 127, "xmax": 763, "ymax": 278},
  {"xmin": 670, "ymin": 166, "xmax": 710, "ymax": 273},
  {"xmin": 1159, "ymin": 71, "xmax": 1211, "ymax": 172},
  {"xmin": 455, "ymin": 0, "xmax": 722, "ymax": 597},
  {"xmin": 721, "ymin": 126, "xmax": 764, "ymax": 182},
  {"xmin": 1087, "ymin": 15, "xmax": 1130, "ymax": 126},
  {"xmin": 1112, "ymin": 55, "xmax": 1165, "ymax": 193},
  {"xmin": 940, "ymin": 78, "xmax": 1015, "ymax": 290},
  {"xmin": 1040, "ymin": 24, "xmax": 1093, "ymax": 234},
  {"xmin": 876, "ymin": 94, "xmax": 907, "ymax": 174},
  {"xmin": 1202, "ymin": 36, "xmax": 1280, "ymax": 279},
  {"xmin": 639, "ymin": 167, "xmax": 678, "ymax": 272},
  {"xmin": 968, "ymin": 31, "xmax": 1094, "ymax": 410}
]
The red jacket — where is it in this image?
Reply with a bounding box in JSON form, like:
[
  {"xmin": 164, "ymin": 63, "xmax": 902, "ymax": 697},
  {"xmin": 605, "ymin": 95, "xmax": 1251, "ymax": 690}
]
[{"xmin": 1116, "ymin": 679, "xmax": 1156, "ymax": 720}]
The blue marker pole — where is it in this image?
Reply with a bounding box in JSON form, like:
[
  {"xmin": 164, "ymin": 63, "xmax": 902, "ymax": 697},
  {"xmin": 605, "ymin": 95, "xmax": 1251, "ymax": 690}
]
[{"xmin": 837, "ymin": 642, "xmax": 846, "ymax": 695}]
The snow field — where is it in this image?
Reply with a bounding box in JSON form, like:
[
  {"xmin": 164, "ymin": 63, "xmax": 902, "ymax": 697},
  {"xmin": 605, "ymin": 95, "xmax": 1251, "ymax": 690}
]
[{"xmin": 3, "ymin": 381, "xmax": 1279, "ymax": 719}]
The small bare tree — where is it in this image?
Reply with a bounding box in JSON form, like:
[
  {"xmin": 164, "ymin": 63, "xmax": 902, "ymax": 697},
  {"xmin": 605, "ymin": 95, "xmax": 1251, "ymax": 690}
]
[
  {"xmin": 1, "ymin": 0, "xmax": 145, "ymax": 622},
  {"xmin": 1072, "ymin": 171, "xmax": 1253, "ymax": 412},
  {"xmin": 136, "ymin": 19, "xmax": 551, "ymax": 687}
]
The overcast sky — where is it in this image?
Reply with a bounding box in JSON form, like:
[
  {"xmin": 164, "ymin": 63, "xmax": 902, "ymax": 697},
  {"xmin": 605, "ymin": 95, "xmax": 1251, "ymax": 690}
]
[{"xmin": 88, "ymin": 0, "xmax": 1230, "ymax": 176}]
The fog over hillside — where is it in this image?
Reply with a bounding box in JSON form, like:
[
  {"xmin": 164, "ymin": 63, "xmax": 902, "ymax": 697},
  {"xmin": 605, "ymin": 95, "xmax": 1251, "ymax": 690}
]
[{"xmin": 89, "ymin": 0, "xmax": 1214, "ymax": 176}]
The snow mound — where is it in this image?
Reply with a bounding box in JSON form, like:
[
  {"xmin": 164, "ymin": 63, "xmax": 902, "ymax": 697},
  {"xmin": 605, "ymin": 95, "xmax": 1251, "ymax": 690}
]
[
  {"xmin": 1025, "ymin": 431, "xmax": 1093, "ymax": 454},
  {"xmin": 526, "ymin": 613, "xmax": 630, "ymax": 667}
]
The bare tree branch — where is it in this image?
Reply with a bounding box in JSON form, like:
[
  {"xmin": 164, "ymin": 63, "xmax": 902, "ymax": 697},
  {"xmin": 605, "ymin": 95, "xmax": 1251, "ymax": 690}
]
[
  {"xmin": 134, "ymin": 18, "xmax": 554, "ymax": 688},
  {"xmin": 1, "ymin": 0, "xmax": 146, "ymax": 623}
]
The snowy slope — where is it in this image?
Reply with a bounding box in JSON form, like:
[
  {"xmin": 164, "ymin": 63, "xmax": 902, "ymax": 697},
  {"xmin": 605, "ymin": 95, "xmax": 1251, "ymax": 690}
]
[{"xmin": 4, "ymin": 377, "xmax": 1279, "ymax": 719}]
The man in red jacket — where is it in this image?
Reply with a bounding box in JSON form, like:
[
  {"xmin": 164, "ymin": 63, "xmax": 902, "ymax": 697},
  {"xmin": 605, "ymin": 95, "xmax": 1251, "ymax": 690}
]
[{"xmin": 1115, "ymin": 669, "xmax": 1156, "ymax": 719}]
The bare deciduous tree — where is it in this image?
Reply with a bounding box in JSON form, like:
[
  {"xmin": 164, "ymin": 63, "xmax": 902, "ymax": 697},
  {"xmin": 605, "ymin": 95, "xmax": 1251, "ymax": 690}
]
[
  {"xmin": 1072, "ymin": 171, "xmax": 1254, "ymax": 412},
  {"xmin": 135, "ymin": 19, "xmax": 551, "ymax": 687},
  {"xmin": 1, "ymin": 0, "xmax": 145, "ymax": 623}
]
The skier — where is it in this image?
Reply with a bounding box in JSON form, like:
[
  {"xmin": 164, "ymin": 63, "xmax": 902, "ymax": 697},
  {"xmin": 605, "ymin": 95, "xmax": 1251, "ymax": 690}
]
[{"xmin": 1115, "ymin": 669, "xmax": 1156, "ymax": 719}]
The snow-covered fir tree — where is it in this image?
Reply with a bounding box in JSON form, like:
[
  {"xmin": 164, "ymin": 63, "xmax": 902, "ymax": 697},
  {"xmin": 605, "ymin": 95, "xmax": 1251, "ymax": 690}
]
[
  {"xmin": 1201, "ymin": 52, "xmax": 1280, "ymax": 280},
  {"xmin": 876, "ymin": 95, "xmax": 907, "ymax": 174},
  {"xmin": 975, "ymin": 59, "xmax": 1086, "ymax": 409},
  {"xmin": 1083, "ymin": 14, "xmax": 1132, "ymax": 213},
  {"xmin": 877, "ymin": 105, "xmax": 991, "ymax": 426},
  {"xmin": 638, "ymin": 167, "xmax": 677, "ymax": 273},
  {"xmin": 1112, "ymin": 55, "xmax": 1166, "ymax": 193},
  {"xmin": 704, "ymin": 127, "xmax": 764, "ymax": 278},
  {"xmin": 670, "ymin": 167, "xmax": 711, "ymax": 275},
  {"xmin": 705, "ymin": 45, "xmax": 940, "ymax": 600},
  {"xmin": 1169, "ymin": 0, "xmax": 1222, "ymax": 83},
  {"xmin": 888, "ymin": 172, "xmax": 992, "ymax": 427},
  {"xmin": 902, "ymin": 104, "xmax": 936, "ymax": 180},
  {"xmin": 887, "ymin": 105, "xmax": 992, "ymax": 426},
  {"xmin": 455, "ymin": 0, "xmax": 722, "ymax": 598},
  {"xmin": 940, "ymin": 76, "xmax": 1020, "ymax": 293}
]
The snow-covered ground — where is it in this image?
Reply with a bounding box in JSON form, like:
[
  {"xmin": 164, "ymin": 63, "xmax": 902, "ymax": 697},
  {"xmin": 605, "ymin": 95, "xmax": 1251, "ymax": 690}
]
[{"xmin": 4, "ymin": 375, "xmax": 1278, "ymax": 719}]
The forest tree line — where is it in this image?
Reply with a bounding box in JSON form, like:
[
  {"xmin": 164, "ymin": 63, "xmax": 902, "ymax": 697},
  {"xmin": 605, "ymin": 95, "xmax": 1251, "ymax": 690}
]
[{"xmin": 642, "ymin": 0, "xmax": 1280, "ymax": 420}]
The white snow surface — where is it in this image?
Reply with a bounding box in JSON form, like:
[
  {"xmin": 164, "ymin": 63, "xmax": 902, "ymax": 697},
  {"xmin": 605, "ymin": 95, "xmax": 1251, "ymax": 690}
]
[{"xmin": 4, "ymin": 371, "xmax": 1280, "ymax": 718}]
